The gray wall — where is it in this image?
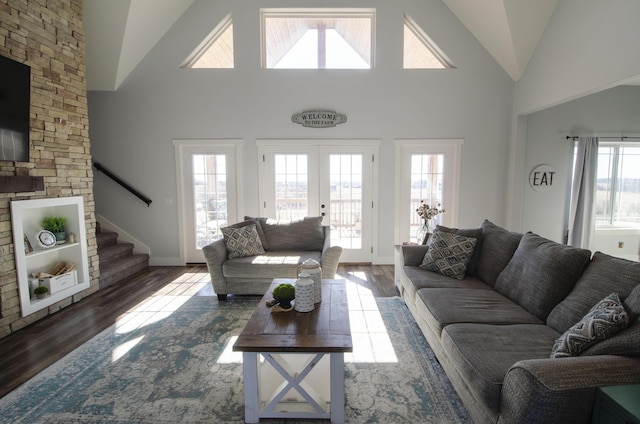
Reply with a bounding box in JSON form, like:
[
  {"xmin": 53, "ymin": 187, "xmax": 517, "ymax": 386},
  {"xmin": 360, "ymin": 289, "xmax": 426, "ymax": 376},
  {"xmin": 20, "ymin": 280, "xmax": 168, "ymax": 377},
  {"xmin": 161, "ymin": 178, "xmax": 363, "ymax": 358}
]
[
  {"xmin": 522, "ymin": 85, "xmax": 640, "ymax": 259},
  {"xmin": 88, "ymin": 0, "xmax": 514, "ymax": 264},
  {"xmin": 507, "ymin": 0, "xmax": 640, "ymax": 232},
  {"xmin": 515, "ymin": 0, "xmax": 640, "ymax": 115}
]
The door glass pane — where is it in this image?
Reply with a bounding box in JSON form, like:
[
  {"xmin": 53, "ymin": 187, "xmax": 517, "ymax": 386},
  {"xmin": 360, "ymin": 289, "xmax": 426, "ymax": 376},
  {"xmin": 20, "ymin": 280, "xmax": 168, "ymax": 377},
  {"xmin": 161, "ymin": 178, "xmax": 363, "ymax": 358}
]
[
  {"xmin": 193, "ymin": 154, "xmax": 228, "ymax": 248},
  {"xmin": 275, "ymin": 154, "xmax": 308, "ymax": 220},
  {"xmin": 410, "ymin": 154, "xmax": 444, "ymax": 238},
  {"xmin": 330, "ymin": 154, "xmax": 362, "ymax": 249}
]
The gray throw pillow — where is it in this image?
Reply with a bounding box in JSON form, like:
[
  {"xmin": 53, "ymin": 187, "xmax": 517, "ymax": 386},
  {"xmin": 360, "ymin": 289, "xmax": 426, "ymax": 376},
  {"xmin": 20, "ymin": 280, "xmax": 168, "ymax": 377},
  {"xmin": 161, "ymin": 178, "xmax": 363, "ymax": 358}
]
[
  {"xmin": 221, "ymin": 224, "xmax": 266, "ymax": 259},
  {"xmin": 259, "ymin": 216, "xmax": 324, "ymax": 251},
  {"xmin": 624, "ymin": 284, "xmax": 640, "ymax": 321},
  {"xmin": 547, "ymin": 252, "xmax": 640, "ymax": 333},
  {"xmin": 494, "ymin": 232, "xmax": 591, "ymax": 321},
  {"xmin": 472, "ymin": 220, "xmax": 523, "ymax": 287},
  {"xmin": 581, "ymin": 319, "xmax": 639, "ymax": 357},
  {"xmin": 240, "ymin": 217, "xmax": 270, "ymax": 249},
  {"xmin": 573, "ymin": 285, "xmax": 640, "ymax": 358},
  {"xmin": 550, "ymin": 293, "xmax": 630, "ymax": 358},
  {"xmin": 434, "ymin": 225, "xmax": 482, "ymax": 274},
  {"xmin": 419, "ymin": 229, "xmax": 478, "ymax": 280}
]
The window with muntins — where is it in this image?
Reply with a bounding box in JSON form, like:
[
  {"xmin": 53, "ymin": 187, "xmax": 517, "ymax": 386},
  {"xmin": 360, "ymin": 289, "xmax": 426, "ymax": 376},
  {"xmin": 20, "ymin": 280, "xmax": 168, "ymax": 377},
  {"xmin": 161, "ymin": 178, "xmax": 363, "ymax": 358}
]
[
  {"xmin": 595, "ymin": 143, "xmax": 640, "ymax": 228},
  {"xmin": 261, "ymin": 9, "xmax": 374, "ymax": 69}
]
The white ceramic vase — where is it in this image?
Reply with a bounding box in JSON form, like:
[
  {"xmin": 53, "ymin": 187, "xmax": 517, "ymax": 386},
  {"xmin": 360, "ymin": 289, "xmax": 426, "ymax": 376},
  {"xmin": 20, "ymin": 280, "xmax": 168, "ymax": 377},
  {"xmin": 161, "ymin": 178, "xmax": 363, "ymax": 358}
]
[
  {"xmin": 294, "ymin": 273, "xmax": 315, "ymax": 312},
  {"xmin": 297, "ymin": 258, "xmax": 322, "ymax": 303}
]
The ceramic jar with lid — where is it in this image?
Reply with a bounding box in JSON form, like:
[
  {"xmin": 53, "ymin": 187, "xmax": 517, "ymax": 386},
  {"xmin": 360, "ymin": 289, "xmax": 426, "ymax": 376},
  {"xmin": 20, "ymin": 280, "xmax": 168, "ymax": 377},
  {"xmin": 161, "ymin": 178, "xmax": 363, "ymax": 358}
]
[
  {"xmin": 294, "ymin": 272, "xmax": 315, "ymax": 312},
  {"xmin": 297, "ymin": 258, "xmax": 322, "ymax": 303}
]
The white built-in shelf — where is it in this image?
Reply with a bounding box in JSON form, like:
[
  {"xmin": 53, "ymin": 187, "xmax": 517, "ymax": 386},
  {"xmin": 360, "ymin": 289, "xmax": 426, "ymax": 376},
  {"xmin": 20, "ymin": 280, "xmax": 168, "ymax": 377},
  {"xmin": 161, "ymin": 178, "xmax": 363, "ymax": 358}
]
[{"xmin": 10, "ymin": 196, "xmax": 90, "ymax": 317}]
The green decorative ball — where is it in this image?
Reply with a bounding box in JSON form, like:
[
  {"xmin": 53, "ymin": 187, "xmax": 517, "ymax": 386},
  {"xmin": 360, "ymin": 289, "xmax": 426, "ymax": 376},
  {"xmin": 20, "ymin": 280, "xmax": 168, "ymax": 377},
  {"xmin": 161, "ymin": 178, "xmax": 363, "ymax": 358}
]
[{"xmin": 272, "ymin": 283, "xmax": 295, "ymax": 300}]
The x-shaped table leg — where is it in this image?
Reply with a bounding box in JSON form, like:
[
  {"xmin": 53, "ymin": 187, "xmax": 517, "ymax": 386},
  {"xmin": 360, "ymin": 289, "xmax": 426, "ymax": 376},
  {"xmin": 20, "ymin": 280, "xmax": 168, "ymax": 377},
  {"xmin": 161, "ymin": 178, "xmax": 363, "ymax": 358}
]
[{"xmin": 261, "ymin": 353, "xmax": 326, "ymax": 414}]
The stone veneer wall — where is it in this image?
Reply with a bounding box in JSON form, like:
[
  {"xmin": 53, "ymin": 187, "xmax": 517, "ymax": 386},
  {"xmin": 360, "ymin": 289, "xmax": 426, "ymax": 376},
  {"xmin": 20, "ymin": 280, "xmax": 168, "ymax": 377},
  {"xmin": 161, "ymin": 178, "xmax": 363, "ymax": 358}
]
[{"xmin": 0, "ymin": 0, "xmax": 99, "ymax": 338}]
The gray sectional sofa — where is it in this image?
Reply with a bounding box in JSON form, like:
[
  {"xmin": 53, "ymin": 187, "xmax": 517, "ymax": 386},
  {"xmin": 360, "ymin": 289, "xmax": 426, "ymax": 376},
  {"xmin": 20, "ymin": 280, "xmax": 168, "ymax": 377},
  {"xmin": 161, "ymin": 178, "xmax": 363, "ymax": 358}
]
[
  {"xmin": 397, "ymin": 219, "xmax": 640, "ymax": 424},
  {"xmin": 203, "ymin": 216, "xmax": 342, "ymax": 300}
]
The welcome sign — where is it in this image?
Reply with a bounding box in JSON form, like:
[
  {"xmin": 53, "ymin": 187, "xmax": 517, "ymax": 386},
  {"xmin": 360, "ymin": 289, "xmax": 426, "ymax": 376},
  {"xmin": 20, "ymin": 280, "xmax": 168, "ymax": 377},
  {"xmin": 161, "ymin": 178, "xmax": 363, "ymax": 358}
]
[{"xmin": 292, "ymin": 110, "xmax": 347, "ymax": 128}]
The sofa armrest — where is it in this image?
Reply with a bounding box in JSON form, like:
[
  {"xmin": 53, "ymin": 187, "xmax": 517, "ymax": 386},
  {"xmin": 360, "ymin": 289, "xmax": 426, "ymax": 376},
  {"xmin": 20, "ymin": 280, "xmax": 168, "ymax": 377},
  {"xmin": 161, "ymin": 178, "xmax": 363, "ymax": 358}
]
[
  {"xmin": 321, "ymin": 226, "xmax": 342, "ymax": 278},
  {"xmin": 322, "ymin": 246, "xmax": 343, "ymax": 278},
  {"xmin": 202, "ymin": 239, "xmax": 229, "ymax": 295},
  {"xmin": 499, "ymin": 355, "xmax": 640, "ymax": 424},
  {"xmin": 400, "ymin": 244, "xmax": 429, "ymax": 267}
]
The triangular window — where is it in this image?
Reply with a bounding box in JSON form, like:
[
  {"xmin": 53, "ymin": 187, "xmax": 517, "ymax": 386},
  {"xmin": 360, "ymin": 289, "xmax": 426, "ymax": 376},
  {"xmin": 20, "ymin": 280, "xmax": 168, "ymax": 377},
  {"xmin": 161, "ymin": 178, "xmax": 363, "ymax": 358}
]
[
  {"xmin": 183, "ymin": 15, "xmax": 234, "ymax": 69},
  {"xmin": 403, "ymin": 15, "xmax": 454, "ymax": 69}
]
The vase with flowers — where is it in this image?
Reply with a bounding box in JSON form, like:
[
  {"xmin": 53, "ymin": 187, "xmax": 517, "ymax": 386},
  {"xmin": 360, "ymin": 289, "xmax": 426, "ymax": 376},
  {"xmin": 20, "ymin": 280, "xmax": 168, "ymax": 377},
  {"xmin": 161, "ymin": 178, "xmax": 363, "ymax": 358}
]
[{"xmin": 415, "ymin": 201, "xmax": 445, "ymax": 244}]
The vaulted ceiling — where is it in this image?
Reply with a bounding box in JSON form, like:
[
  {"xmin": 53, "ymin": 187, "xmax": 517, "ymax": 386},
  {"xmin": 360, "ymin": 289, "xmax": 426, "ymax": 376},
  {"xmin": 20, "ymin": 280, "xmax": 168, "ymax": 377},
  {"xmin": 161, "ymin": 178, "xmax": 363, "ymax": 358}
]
[{"xmin": 83, "ymin": 0, "xmax": 559, "ymax": 91}]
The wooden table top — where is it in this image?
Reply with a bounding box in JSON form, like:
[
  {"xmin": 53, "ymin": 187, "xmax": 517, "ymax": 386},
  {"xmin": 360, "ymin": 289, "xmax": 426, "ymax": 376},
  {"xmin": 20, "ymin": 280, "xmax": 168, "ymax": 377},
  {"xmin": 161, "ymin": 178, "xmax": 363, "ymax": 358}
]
[{"xmin": 233, "ymin": 279, "xmax": 353, "ymax": 353}]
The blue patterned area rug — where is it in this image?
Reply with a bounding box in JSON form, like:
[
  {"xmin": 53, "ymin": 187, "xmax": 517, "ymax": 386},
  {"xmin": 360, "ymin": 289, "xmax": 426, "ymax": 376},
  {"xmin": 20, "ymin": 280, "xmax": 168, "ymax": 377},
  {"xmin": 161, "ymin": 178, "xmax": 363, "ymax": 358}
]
[{"xmin": 0, "ymin": 297, "xmax": 470, "ymax": 423}]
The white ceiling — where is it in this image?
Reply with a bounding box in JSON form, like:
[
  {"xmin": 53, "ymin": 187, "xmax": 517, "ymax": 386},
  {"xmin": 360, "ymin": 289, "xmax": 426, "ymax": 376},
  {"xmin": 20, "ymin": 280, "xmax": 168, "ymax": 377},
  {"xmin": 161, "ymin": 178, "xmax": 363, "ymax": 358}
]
[
  {"xmin": 83, "ymin": 0, "xmax": 194, "ymax": 91},
  {"xmin": 83, "ymin": 0, "xmax": 634, "ymax": 92}
]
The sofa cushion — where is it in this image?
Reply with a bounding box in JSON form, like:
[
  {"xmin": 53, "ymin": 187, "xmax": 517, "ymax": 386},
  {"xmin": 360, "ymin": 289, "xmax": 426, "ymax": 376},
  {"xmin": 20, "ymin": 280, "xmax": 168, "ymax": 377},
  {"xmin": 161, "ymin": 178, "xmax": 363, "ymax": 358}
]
[
  {"xmin": 221, "ymin": 224, "xmax": 266, "ymax": 259},
  {"xmin": 401, "ymin": 267, "xmax": 491, "ymax": 304},
  {"xmin": 435, "ymin": 224, "xmax": 483, "ymax": 274},
  {"xmin": 419, "ymin": 230, "xmax": 478, "ymax": 280},
  {"xmin": 547, "ymin": 252, "xmax": 640, "ymax": 333},
  {"xmin": 550, "ymin": 293, "xmax": 630, "ymax": 358},
  {"xmin": 625, "ymin": 284, "xmax": 640, "ymax": 320},
  {"xmin": 417, "ymin": 288, "xmax": 543, "ymax": 336},
  {"xmin": 258, "ymin": 217, "xmax": 325, "ymax": 251},
  {"xmin": 494, "ymin": 233, "xmax": 591, "ymax": 321},
  {"xmin": 473, "ymin": 220, "xmax": 523, "ymax": 287},
  {"xmin": 581, "ymin": 319, "xmax": 640, "ymax": 357},
  {"xmin": 581, "ymin": 285, "xmax": 640, "ymax": 357},
  {"xmin": 223, "ymin": 251, "xmax": 323, "ymax": 279},
  {"xmin": 441, "ymin": 323, "xmax": 559, "ymax": 414}
]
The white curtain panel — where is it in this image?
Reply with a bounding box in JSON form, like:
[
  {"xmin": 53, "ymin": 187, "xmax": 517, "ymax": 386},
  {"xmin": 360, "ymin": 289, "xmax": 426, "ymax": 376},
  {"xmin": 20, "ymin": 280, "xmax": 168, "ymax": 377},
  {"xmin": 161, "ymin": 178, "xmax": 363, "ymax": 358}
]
[{"xmin": 568, "ymin": 136, "xmax": 598, "ymax": 249}]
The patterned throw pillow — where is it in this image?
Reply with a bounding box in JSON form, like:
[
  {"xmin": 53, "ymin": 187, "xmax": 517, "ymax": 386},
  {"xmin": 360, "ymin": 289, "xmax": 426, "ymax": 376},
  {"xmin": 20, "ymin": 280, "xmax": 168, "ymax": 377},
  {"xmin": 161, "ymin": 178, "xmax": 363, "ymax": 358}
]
[
  {"xmin": 419, "ymin": 230, "xmax": 477, "ymax": 280},
  {"xmin": 221, "ymin": 224, "xmax": 266, "ymax": 259},
  {"xmin": 550, "ymin": 293, "xmax": 630, "ymax": 358}
]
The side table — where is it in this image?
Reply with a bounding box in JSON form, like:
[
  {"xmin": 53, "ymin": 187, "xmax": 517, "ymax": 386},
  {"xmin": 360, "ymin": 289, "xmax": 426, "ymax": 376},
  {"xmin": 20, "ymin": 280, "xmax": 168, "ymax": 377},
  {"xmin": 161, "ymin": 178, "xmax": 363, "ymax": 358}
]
[{"xmin": 592, "ymin": 384, "xmax": 640, "ymax": 424}]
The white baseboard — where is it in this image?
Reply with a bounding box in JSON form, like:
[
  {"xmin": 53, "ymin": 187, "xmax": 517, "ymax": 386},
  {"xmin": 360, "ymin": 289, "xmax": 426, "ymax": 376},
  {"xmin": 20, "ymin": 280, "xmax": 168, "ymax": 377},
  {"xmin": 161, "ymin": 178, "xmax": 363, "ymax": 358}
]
[
  {"xmin": 96, "ymin": 214, "xmax": 151, "ymax": 256},
  {"xmin": 373, "ymin": 255, "xmax": 394, "ymax": 265},
  {"xmin": 149, "ymin": 257, "xmax": 185, "ymax": 266}
]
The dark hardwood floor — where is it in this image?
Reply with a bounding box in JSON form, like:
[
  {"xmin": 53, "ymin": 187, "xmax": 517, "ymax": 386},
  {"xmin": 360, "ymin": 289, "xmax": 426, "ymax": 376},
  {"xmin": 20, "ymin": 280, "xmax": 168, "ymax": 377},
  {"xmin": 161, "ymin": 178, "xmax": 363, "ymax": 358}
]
[{"xmin": 0, "ymin": 263, "xmax": 396, "ymax": 399}]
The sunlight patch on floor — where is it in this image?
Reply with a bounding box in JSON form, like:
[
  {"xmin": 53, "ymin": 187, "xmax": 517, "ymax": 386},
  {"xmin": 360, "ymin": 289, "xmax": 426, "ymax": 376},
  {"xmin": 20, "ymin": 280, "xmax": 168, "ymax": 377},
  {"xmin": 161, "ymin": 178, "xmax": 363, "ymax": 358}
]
[
  {"xmin": 338, "ymin": 272, "xmax": 399, "ymax": 364},
  {"xmin": 112, "ymin": 336, "xmax": 144, "ymax": 362},
  {"xmin": 112, "ymin": 272, "xmax": 210, "ymax": 362},
  {"xmin": 217, "ymin": 335, "xmax": 242, "ymax": 364}
]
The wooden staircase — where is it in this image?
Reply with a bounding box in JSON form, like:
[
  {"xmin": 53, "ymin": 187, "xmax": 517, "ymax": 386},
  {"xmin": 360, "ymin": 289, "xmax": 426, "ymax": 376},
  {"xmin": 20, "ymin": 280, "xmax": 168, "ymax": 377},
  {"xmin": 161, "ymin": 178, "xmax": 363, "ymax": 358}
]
[{"xmin": 97, "ymin": 228, "xmax": 150, "ymax": 290}]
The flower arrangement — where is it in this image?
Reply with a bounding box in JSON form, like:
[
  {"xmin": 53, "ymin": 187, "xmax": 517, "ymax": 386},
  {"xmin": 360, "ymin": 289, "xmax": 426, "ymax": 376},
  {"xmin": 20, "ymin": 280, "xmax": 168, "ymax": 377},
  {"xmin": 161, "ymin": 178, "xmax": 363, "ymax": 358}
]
[
  {"xmin": 415, "ymin": 201, "xmax": 445, "ymax": 244},
  {"xmin": 416, "ymin": 201, "xmax": 445, "ymax": 221}
]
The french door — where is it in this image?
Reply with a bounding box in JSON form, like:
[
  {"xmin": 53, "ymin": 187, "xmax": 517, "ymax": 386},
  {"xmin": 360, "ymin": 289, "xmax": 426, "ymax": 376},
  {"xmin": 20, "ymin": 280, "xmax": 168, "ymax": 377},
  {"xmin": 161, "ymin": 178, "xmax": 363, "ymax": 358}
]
[
  {"xmin": 258, "ymin": 141, "xmax": 376, "ymax": 263},
  {"xmin": 174, "ymin": 140, "xmax": 242, "ymax": 263}
]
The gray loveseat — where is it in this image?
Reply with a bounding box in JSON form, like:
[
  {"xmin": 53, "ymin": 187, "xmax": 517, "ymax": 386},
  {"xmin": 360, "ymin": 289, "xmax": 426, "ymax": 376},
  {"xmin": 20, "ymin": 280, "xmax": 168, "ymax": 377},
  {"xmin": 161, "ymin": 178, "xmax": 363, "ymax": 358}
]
[
  {"xmin": 398, "ymin": 219, "xmax": 640, "ymax": 424},
  {"xmin": 203, "ymin": 216, "xmax": 342, "ymax": 300}
]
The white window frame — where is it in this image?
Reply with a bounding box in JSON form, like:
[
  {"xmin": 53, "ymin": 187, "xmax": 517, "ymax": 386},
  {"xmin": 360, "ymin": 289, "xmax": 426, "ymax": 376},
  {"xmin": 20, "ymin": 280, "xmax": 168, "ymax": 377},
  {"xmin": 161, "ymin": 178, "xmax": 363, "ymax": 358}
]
[
  {"xmin": 394, "ymin": 139, "xmax": 462, "ymax": 243},
  {"xmin": 260, "ymin": 8, "xmax": 376, "ymax": 69},
  {"xmin": 595, "ymin": 140, "xmax": 640, "ymax": 230},
  {"xmin": 173, "ymin": 139, "xmax": 244, "ymax": 264}
]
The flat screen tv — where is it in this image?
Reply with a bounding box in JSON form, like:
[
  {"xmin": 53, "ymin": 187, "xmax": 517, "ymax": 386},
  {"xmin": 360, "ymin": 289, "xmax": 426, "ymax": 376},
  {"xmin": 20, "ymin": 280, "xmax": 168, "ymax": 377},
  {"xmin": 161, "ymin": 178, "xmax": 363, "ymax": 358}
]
[{"xmin": 0, "ymin": 54, "xmax": 30, "ymax": 162}]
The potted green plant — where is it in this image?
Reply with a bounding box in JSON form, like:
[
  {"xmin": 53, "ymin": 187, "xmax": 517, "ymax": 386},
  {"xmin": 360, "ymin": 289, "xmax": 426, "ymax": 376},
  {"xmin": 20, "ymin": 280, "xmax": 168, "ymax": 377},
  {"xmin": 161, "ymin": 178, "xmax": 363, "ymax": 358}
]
[
  {"xmin": 34, "ymin": 286, "xmax": 49, "ymax": 299},
  {"xmin": 272, "ymin": 283, "xmax": 295, "ymax": 309},
  {"xmin": 41, "ymin": 216, "xmax": 67, "ymax": 243}
]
